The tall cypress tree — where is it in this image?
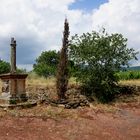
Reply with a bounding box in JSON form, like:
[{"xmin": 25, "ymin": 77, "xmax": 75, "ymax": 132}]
[{"xmin": 56, "ymin": 19, "xmax": 69, "ymax": 100}]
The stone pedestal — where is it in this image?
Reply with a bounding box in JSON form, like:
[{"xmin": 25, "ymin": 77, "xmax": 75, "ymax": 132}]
[
  {"xmin": 0, "ymin": 73, "xmax": 28, "ymax": 104},
  {"xmin": 0, "ymin": 38, "xmax": 37, "ymax": 108}
]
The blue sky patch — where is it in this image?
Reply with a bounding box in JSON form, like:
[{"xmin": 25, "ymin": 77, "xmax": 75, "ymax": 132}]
[{"xmin": 69, "ymin": 0, "xmax": 108, "ymax": 12}]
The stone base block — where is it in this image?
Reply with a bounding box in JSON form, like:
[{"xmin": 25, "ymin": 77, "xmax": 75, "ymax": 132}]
[
  {"xmin": 0, "ymin": 93, "xmax": 28, "ymax": 105},
  {"xmin": 0, "ymin": 92, "xmax": 11, "ymax": 104}
]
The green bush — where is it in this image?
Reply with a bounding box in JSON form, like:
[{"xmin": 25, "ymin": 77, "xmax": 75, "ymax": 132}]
[
  {"xmin": 33, "ymin": 50, "xmax": 59, "ymax": 78},
  {"xmin": 33, "ymin": 50, "xmax": 76, "ymax": 78},
  {"xmin": 69, "ymin": 29, "xmax": 138, "ymax": 103},
  {"xmin": 0, "ymin": 59, "xmax": 10, "ymax": 74}
]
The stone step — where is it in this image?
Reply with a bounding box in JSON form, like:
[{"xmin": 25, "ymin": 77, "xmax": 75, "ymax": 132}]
[
  {"xmin": 0, "ymin": 92, "xmax": 11, "ymax": 104},
  {"xmin": 0, "ymin": 98, "xmax": 10, "ymax": 104}
]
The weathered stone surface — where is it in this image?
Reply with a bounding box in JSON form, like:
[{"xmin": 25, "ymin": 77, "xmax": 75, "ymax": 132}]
[
  {"xmin": 0, "ymin": 73, "xmax": 28, "ymax": 104},
  {"xmin": 10, "ymin": 37, "xmax": 16, "ymax": 73},
  {"xmin": 0, "ymin": 38, "xmax": 28, "ymax": 105},
  {"xmin": 0, "ymin": 92, "xmax": 11, "ymax": 104}
]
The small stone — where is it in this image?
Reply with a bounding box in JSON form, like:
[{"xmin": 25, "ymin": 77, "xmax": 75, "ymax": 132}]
[
  {"xmin": 3, "ymin": 108, "xmax": 7, "ymax": 111},
  {"xmin": 58, "ymin": 104, "xmax": 65, "ymax": 108},
  {"xmin": 89, "ymin": 103, "xmax": 94, "ymax": 108}
]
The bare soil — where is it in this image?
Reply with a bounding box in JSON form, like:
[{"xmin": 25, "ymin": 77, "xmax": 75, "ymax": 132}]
[{"xmin": 0, "ymin": 102, "xmax": 140, "ymax": 140}]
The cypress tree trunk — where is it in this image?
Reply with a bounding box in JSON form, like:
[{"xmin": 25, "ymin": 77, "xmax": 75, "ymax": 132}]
[{"xmin": 56, "ymin": 19, "xmax": 69, "ymax": 100}]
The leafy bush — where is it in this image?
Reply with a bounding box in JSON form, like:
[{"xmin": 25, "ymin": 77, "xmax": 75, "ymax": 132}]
[
  {"xmin": 33, "ymin": 50, "xmax": 76, "ymax": 78},
  {"xmin": 69, "ymin": 29, "xmax": 138, "ymax": 103},
  {"xmin": 16, "ymin": 68, "xmax": 27, "ymax": 74},
  {"xmin": 33, "ymin": 50, "xmax": 59, "ymax": 78},
  {"xmin": 0, "ymin": 59, "xmax": 10, "ymax": 74}
]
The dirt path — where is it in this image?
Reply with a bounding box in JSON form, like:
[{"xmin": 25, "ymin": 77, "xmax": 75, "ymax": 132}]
[{"xmin": 0, "ymin": 106, "xmax": 140, "ymax": 140}]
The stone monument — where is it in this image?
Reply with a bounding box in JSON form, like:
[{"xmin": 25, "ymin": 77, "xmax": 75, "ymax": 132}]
[{"xmin": 0, "ymin": 38, "xmax": 28, "ymax": 105}]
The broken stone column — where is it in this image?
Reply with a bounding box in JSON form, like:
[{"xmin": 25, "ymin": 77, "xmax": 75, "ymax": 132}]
[{"xmin": 10, "ymin": 38, "xmax": 16, "ymax": 73}]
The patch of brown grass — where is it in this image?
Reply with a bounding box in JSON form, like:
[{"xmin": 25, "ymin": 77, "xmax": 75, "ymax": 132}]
[
  {"xmin": 3, "ymin": 105, "xmax": 76, "ymax": 120},
  {"xmin": 89, "ymin": 103, "xmax": 118, "ymax": 113},
  {"xmin": 27, "ymin": 75, "xmax": 78, "ymax": 88},
  {"xmin": 27, "ymin": 73, "xmax": 55, "ymax": 87},
  {"xmin": 119, "ymin": 79, "xmax": 140, "ymax": 86},
  {"xmin": 0, "ymin": 80, "xmax": 2, "ymax": 92},
  {"xmin": 26, "ymin": 74, "xmax": 79, "ymax": 100},
  {"xmin": 0, "ymin": 108, "xmax": 7, "ymax": 117}
]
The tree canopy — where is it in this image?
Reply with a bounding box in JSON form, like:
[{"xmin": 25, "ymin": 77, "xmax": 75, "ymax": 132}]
[
  {"xmin": 33, "ymin": 50, "xmax": 59, "ymax": 78},
  {"xmin": 33, "ymin": 49, "xmax": 77, "ymax": 78},
  {"xmin": 0, "ymin": 59, "xmax": 10, "ymax": 74},
  {"xmin": 69, "ymin": 29, "xmax": 138, "ymax": 102}
]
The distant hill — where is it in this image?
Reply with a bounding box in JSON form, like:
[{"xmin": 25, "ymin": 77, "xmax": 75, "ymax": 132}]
[{"xmin": 128, "ymin": 66, "xmax": 140, "ymax": 71}]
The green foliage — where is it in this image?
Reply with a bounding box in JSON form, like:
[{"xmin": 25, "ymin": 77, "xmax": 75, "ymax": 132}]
[
  {"xmin": 56, "ymin": 19, "xmax": 69, "ymax": 99},
  {"xmin": 33, "ymin": 50, "xmax": 59, "ymax": 78},
  {"xmin": 16, "ymin": 68, "xmax": 27, "ymax": 74},
  {"xmin": 68, "ymin": 60, "xmax": 80, "ymax": 77},
  {"xmin": 69, "ymin": 29, "xmax": 138, "ymax": 103},
  {"xmin": 0, "ymin": 59, "xmax": 10, "ymax": 74},
  {"xmin": 27, "ymin": 71, "xmax": 40, "ymax": 79},
  {"xmin": 33, "ymin": 50, "xmax": 77, "ymax": 78},
  {"xmin": 9, "ymin": 98, "xmax": 17, "ymax": 104},
  {"xmin": 118, "ymin": 70, "xmax": 140, "ymax": 80}
]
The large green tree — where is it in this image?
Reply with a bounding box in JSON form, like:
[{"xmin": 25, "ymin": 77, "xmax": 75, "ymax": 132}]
[
  {"xmin": 33, "ymin": 50, "xmax": 59, "ymax": 78},
  {"xmin": 0, "ymin": 59, "xmax": 10, "ymax": 74},
  {"xmin": 33, "ymin": 50, "xmax": 77, "ymax": 78},
  {"xmin": 69, "ymin": 30, "xmax": 138, "ymax": 102}
]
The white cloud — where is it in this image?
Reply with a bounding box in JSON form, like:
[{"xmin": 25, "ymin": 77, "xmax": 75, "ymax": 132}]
[
  {"xmin": 92, "ymin": 0, "xmax": 140, "ymax": 52},
  {"xmin": 0, "ymin": 0, "xmax": 140, "ymax": 70},
  {"xmin": 0, "ymin": 0, "xmax": 91, "ymax": 70}
]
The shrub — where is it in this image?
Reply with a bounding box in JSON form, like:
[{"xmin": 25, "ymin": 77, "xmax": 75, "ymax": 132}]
[
  {"xmin": 33, "ymin": 50, "xmax": 59, "ymax": 78},
  {"xmin": 69, "ymin": 29, "xmax": 138, "ymax": 103},
  {"xmin": 0, "ymin": 59, "xmax": 10, "ymax": 74}
]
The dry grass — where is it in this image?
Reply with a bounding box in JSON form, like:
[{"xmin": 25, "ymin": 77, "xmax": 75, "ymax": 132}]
[
  {"xmin": 25, "ymin": 73, "xmax": 80, "ymax": 101},
  {"xmin": 0, "ymin": 80, "xmax": 2, "ymax": 91},
  {"xmin": 27, "ymin": 72, "xmax": 55, "ymax": 87},
  {"xmin": 0, "ymin": 108, "xmax": 7, "ymax": 117},
  {"xmin": 119, "ymin": 79, "xmax": 140, "ymax": 86},
  {"xmin": 27, "ymin": 75, "xmax": 78, "ymax": 87},
  {"xmin": 0, "ymin": 105, "xmax": 76, "ymax": 120},
  {"xmin": 0, "ymin": 77, "xmax": 140, "ymax": 118},
  {"xmin": 89, "ymin": 103, "xmax": 118, "ymax": 113},
  {"xmin": 27, "ymin": 76, "xmax": 56, "ymax": 88},
  {"xmin": 0, "ymin": 71, "xmax": 140, "ymax": 90}
]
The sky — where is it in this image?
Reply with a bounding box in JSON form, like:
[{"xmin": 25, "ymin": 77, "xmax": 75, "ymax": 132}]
[
  {"xmin": 0, "ymin": 0, "xmax": 140, "ymax": 71},
  {"xmin": 70, "ymin": 0, "xmax": 108, "ymax": 11}
]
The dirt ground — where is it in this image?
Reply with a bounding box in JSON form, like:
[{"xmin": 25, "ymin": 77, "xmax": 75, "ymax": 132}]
[{"xmin": 0, "ymin": 102, "xmax": 140, "ymax": 140}]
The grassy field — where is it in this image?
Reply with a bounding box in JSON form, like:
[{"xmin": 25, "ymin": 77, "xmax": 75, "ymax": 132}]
[
  {"xmin": 119, "ymin": 79, "xmax": 140, "ymax": 86},
  {"xmin": 27, "ymin": 72, "xmax": 78, "ymax": 87},
  {"xmin": 118, "ymin": 70, "xmax": 140, "ymax": 80},
  {"xmin": 0, "ymin": 71, "xmax": 140, "ymax": 91}
]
